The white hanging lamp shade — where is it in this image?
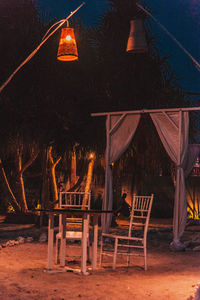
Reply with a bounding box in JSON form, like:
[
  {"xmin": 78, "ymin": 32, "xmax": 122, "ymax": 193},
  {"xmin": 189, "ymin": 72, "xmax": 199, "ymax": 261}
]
[
  {"xmin": 57, "ymin": 27, "xmax": 78, "ymax": 61},
  {"xmin": 126, "ymin": 19, "xmax": 148, "ymax": 53}
]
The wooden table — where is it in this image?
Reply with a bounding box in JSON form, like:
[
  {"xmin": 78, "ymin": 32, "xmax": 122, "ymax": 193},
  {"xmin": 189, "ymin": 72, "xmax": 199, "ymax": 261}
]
[{"xmin": 43, "ymin": 209, "xmax": 113, "ymax": 275}]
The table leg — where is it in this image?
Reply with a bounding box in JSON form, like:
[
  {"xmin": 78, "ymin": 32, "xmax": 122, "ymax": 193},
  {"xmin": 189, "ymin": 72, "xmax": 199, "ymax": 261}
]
[
  {"xmin": 92, "ymin": 215, "xmax": 98, "ymax": 271},
  {"xmin": 47, "ymin": 213, "xmax": 54, "ymax": 270},
  {"xmin": 81, "ymin": 214, "xmax": 88, "ymax": 275},
  {"xmin": 60, "ymin": 213, "xmax": 66, "ymax": 267}
]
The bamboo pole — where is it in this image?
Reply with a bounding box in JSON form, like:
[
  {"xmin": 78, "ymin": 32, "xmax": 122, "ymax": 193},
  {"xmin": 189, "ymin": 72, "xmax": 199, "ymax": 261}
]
[{"xmin": 91, "ymin": 107, "xmax": 200, "ymax": 117}]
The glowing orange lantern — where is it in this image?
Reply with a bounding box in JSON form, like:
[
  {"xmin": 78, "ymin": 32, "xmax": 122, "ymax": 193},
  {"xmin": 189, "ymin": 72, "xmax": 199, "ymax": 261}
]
[{"xmin": 57, "ymin": 27, "xmax": 78, "ymax": 61}]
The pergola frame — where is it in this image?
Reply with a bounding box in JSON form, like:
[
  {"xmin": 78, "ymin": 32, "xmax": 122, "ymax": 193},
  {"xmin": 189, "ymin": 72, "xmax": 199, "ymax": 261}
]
[
  {"xmin": 92, "ymin": 106, "xmax": 200, "ymax": 117},
  {"xmin": 92, "ymin": 106, "xmax": 200, "ymax": 248}
]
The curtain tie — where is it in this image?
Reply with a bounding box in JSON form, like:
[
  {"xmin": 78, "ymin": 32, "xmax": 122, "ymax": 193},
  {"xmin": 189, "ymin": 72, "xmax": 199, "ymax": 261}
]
[{"xmin": 177, "ymin": 165, "xmax": 183, "ymax": 169}]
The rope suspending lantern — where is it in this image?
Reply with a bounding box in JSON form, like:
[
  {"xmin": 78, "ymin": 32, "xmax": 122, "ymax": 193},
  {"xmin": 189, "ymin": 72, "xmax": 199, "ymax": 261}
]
[{"xmin": 0, "ymin": 2, "xmax": 85, "ymax": 94}]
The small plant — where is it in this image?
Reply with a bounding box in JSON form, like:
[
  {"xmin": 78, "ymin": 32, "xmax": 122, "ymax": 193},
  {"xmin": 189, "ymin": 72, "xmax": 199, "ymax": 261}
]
[{"xmin": 7, "ymin": 204, "xmax": 15, "ymax": 213}]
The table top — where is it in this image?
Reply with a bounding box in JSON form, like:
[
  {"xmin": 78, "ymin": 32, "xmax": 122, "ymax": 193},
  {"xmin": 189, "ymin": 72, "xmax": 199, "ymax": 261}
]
[{"xmin": 34, "ymin": 209, "xmax": 113, "ymax": 215}]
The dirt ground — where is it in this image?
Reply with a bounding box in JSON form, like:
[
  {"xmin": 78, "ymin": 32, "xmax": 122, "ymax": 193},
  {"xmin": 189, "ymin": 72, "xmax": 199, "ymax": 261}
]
[{"xmin": 1, "ymin": 217, "xmax": 200, "ymax": 300}]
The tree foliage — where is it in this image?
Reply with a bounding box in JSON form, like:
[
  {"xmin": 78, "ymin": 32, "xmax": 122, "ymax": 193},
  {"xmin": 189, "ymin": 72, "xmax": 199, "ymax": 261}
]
[{"xmin": 0, "ymin": 0, "xmax": 197, "ymax": 213}]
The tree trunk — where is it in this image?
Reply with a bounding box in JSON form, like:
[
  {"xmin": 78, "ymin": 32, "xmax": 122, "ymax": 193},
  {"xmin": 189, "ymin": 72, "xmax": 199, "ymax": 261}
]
[
  {"xmin": 67, "ymin": 155, "xmax": 88, "ymax": 192},
  {"xmin": 71, "ymin": 150, "xmax": 77, "ymax": 188},
  {"xmin": 48, "ymin": 146, "xmax": 61, "ymax": 208},
  {"xmin": 15, "ymin": 149, "xmax": 28, "ymax": 212},
  {"xmin": 83, "ymin": 154, "xmax": 95, "ymax": 207},
  {"xmin": 39, "ymin": 148, "xmax": 50, "ymax": 226},
  {"xmin": 0, "ymin": 158, "xmax": 21, "ymax": 212},
  {"xmin": 41, "ymin": 148, "xmax": 50, "ymax": 210},
  {"xmin": 14, "ymin": 146, "xmax": 39, "ymax": 212}
]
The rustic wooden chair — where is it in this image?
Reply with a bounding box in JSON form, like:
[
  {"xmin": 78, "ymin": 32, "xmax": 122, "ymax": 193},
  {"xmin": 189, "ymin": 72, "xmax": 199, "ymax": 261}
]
[
  {"xmin": 100, "ymin": 194, "xmax": 154, "ymax": 271},
  {"xmin": 55, "ymin": 191, "xmax": 91, "ymax": 264}
]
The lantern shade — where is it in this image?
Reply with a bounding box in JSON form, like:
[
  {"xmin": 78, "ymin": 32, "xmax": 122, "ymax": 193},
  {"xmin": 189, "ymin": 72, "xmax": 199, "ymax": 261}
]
[
  {"xmin": 57, "ymin": 28, "xmax": 78, "ymax": 61},
  {"xmin": 126, "ymin": 19, "xmax": 148, "ymax": 53}
]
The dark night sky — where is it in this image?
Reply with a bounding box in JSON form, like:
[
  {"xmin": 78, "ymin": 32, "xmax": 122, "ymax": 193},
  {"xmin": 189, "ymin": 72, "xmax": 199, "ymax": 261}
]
[
  {"xmin": 149, "ymin": 0, "xmax": 200, "ymax": 98},
  {"xmin": 37, "ymin": 0, "xmax": 200, "ymax": 98},
  {"xmin": 37, "ymin": 0, "xmax": 107, "ymax": 26}
]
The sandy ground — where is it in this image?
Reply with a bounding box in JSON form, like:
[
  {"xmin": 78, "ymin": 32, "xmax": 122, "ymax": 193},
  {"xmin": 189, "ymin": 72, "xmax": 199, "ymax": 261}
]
[{"xmin": 0, "ymin": 218, "xmax": 200, "ymax": 300}]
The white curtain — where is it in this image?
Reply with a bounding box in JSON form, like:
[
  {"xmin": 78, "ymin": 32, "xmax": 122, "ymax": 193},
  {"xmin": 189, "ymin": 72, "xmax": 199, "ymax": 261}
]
[
  {"xmin": 150, "ymin": 111, "xmax": 189, "ymax": 249},
  {"xmin": 102, "ymin": 113, "xmax": 141, "ymax": 232}
]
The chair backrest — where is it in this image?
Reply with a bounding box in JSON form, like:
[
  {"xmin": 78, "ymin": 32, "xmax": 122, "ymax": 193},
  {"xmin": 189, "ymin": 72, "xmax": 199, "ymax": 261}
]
[
  {"xmin": 58, "ymin": 191, "xmax": 91, "ymax": 226},
  {"xmin": 128, "ymin": 194, "xmax": 154, "ymax": 237},
  {"xmin": 59, "ymin": 191, "xmax": 91, "ymax": 210}
]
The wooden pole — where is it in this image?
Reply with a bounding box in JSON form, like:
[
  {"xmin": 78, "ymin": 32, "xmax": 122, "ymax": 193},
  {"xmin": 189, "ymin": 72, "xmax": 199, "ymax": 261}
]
[{"xmin": 91, "ymin": 107, "xmax": 200, "ymax": 117}]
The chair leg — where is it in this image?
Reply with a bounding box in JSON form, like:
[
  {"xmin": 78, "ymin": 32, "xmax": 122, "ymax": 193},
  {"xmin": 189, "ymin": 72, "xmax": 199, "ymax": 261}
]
[
  {"xmin": 144, "ymin": 246, "xmax": 147, "ymax": 271},
  {"xmin": 127, "ymin": 253, "xmax": 130, "ymax": 267},
  {"xmin": 87, "ymin": 219, "xmax": 91, "ymax": 263},
  {"xmin": 127, "ymin": 241, "xmax": 131, "ymax": 267},
  {"xmin": 99, "ymin": 236, "xmax": 103, "ymax": 267},
  {"xmin": 113, "ymin": 238, "xmax": 118, "ymax": 270},
  {"xmin": 87, "ymin": 240, "xmax": 91, "ymax": 263}
]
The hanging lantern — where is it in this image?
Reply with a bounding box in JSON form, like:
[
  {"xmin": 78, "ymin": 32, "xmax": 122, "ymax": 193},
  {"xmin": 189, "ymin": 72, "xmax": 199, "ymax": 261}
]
[
  {"xmin": 57, "ymin": 27, "xmax": 78, "ymax": 61},
  {"xmin": 126, "ymin": 19, "xmax": 148, "ymax": 53}
]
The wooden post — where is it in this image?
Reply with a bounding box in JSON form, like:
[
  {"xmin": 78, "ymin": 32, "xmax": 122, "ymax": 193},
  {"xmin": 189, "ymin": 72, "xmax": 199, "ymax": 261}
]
[
  {"xmin": 47, "ymin": 213, "xmax": 54, "ymax": 270},
  {"xmin": 173, "ymin": 111, "xmax": 182, "ymax": 242},
  {"xmin": 81, "ymin": 213, "xmax": 88, "ymax": 274},
  {"xmin": 60, "ymin": 213, "xmax": 66, "ymax": 267},
  {"xmin": 102, "ymin": 114, "xmax": 111, "ymax": 232},
  {"xmin": 92, "ymin": 214, "xmax": 98, "ymax": 270}
]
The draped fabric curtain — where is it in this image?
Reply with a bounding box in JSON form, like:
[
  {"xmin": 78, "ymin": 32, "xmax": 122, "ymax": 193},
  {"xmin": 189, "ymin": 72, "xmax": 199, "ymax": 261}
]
[
  {"xmin": 101, "ymin": 108, "xmax": 200, "ymax": 247},
  {"xmin": 102, "ymin": 113, "xmax": 141, "ymax": 232},
  {"xmin": 150, "ymin": 111, "xmax": 189, "ymax": 248}
]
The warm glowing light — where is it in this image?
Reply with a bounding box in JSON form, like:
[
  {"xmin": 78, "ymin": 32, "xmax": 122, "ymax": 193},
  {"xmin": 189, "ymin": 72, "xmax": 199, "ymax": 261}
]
[
  {"xmin": 187, "ymin": 186, "xmax": 200, "ymax": 220},
  {"xmin": 187, "ymin": 198, "xmax": 200, "ymax": 220},
  {"xmin": 57, "ymin": 28, "xmax": 78, "ymax": 62},
  {"xmin": 66, "ymin": 35, "xmax": 72, "ymax": 41},
  {"xmin": 83, "ymin": 153, "xmax": 95, "ymax": 206},
  {"xmin": 89, "ymin": 152, "xmax": 95, "ymax": 160}
]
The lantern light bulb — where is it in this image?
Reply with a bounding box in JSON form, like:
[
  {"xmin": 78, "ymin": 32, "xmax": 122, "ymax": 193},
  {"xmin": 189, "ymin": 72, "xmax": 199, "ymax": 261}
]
[
  {"xmin": 89, "ymin": 153, "xmax": 95, "ymax": 159},
  {"xmin": 66, "ymin": 35, "xmax": 72, "ymax": 41}
]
